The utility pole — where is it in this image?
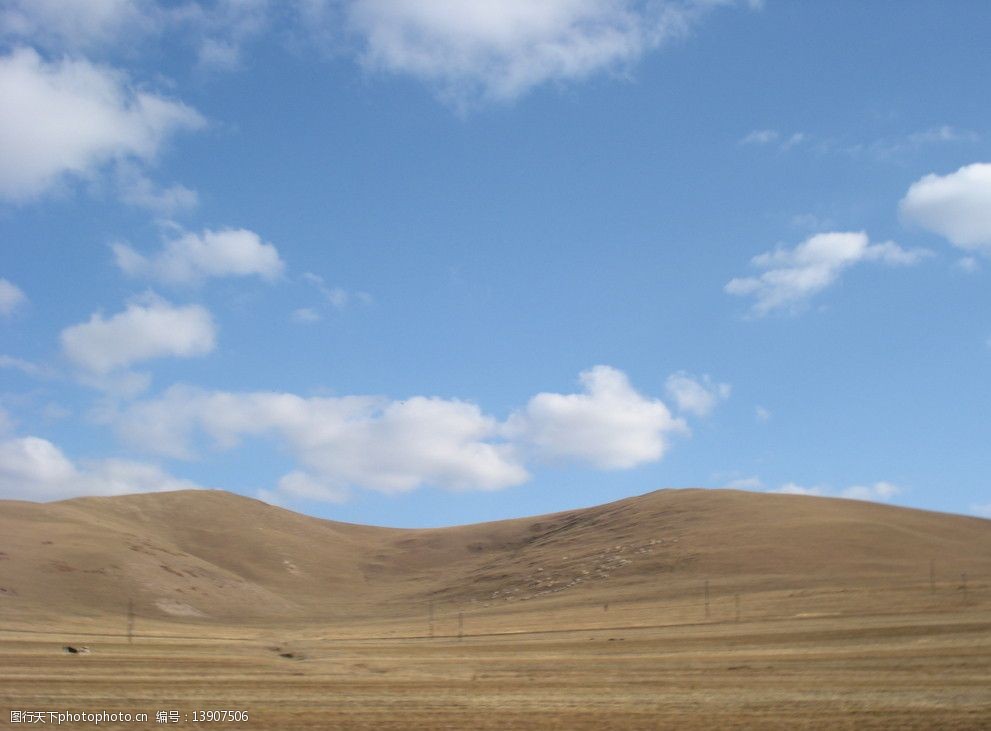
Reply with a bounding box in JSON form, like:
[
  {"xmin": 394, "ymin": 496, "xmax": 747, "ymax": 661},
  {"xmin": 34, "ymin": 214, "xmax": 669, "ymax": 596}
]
[
  {"xmin": 428, "ymin": 601, "xmax": 435, "ymax": 639},
  {"xmin": 704, "ymin": 580, "xmax": 710, "ymax": 620},
  {"xmin": 734, "ymin": 594, "xmax": 741, "ymax": 624},
  {"xmin": 458, "ymin": 611, "xmax": 464, "ymax": 641}
]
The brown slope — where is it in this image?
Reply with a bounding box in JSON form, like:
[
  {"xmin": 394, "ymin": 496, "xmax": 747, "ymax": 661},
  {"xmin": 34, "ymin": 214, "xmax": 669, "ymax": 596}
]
[{"xmin": 0, "ymin": 488, "xmax": 989, "ymax": 626}]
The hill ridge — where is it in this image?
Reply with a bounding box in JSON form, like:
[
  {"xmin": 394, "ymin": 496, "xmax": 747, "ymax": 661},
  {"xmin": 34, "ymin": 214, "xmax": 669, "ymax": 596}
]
[{"xmin": 1, "ymin": 488, "xmax": 989, "ymax": 627}]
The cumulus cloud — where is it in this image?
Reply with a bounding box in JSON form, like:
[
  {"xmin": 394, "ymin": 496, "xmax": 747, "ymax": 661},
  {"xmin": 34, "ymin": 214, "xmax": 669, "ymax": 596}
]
[
  {"xmin": 664, "ymin": 372, "xmax": 730, "ymax": 417},
  {"xmin": 0, "ymin": 434, "xmax": 202, "ymax": 501},
  {"xmin": 726, "ymin": 231, "xmax": 929, "ymax": 316},
  {"xmin": 3, "ymin": 2, "xmax": 753, "ymax": 108},
  {"xmin": 971, "ymin": 503, "xmax": 991, "ymax": 519},
  {"xmin": 0, "ymin": 47, "xmax": 204, "ymax": 201},
  {"xmin": 104, "ymin": 365, "xmax": 706, "ymax": 501},
  {"xmin": 0, "ymin": 0, "xmax": 153, "ymax": 53},
  {"xmin": 506, "ymin": 365, "xmax": 687, "ymax": 469},
  {"xmin": 771, "ymin": 481, "xmax": 901, "ymax": 503},
  {"xmin": 110, "ymin": 385, "xmax": 530, "ymax": 495},
  {"xmin": 0, "ymin": 1, "xmax": 270, "ymax": 71},
  {"xmin": 900, "ymin": 162, "xmax": 991, "ymax": 255},
  {"xmin": 773, "ymin": 482, "xmax": 824, "ymax": 496},
  {"xmin": 0, "ymin": 278, "xmax": 27, "ymax": 315},
  {"xmin": 113, "ymin": 228, "xmax": 285, "ymax": 285},
  {"xmin": 332, "ymin": 0, "xmax": 753, "ymax": 107},
  {"xmin": 724, "ymin": 475, "xmax": 762, "ymax": 490},
  {"xmin": 60, "ymin": 294, "xmax": 216, "ymax": 373},
  {"xmin": 840, "ymin": 481, "xmax": 900, "ymax": 502}
]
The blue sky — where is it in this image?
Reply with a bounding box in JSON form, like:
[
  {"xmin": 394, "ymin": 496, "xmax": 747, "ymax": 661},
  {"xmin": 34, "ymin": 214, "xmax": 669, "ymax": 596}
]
[{"xmin": 1, "ymin": 1, "xmax": 989, "ymax": 527}]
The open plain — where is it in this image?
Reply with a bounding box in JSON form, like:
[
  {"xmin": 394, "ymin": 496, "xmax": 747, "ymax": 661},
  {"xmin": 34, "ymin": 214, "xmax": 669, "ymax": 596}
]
[{"xmin": 2, "ymin": 488, "xmax": 990, "ymax": 729}]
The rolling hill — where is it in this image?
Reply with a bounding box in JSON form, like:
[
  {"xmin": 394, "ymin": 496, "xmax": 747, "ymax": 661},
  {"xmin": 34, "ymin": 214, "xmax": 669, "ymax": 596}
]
[{"xmin": 1, "ymin": 488, "xmax": 989, "ymax": 629}]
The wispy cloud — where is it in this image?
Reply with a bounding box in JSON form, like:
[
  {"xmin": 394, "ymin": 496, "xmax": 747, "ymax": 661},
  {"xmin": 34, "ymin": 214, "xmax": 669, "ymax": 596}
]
[
  {"xmin": 664, "ymin": 372, "xmax": 730, "ymax": 417},
  {"xmin": 726, "ymin": 231, "xmax": 930, "ymax": 316},
  {"xmin": 0, "ymin": 354, "xmax": 58, "ymax": 380},
  {"xmin": 740, "ymin": 125, "xmax": 979, "ymax": 161},
  {"xmin": 740, "ymin": 128, "xmax": 806, "ymax": 151},
  {"xmin": 301, "ymin": 272, "xmax": 372, "ymax": 314}
]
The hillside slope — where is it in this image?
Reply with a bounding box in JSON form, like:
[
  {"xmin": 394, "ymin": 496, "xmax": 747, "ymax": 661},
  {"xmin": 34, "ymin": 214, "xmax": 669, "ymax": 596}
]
[{"xmin": 0, "ymin": 488, "xmax": 988, "ymax": 625}]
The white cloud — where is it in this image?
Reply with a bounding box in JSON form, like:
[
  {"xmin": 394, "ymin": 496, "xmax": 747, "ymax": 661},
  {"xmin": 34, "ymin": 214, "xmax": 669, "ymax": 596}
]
[
  {"xmin": 971, "ymin": 503, "xmax": 991, "ymax": 519},
  {"xmin": 0, "ymin": 47, "xmax": 204, "ymax": 201},
  {"xmin": 506, "ymin": 365, "xmax": 686, "ymax": 469},
  {"xmin": 336, "ymin": 0, "xmax": 752, "ymax": 107},
  {"xmin": 725, "ymin": 475, "xmax": 762, "ymax": 490},
  {"xmin": 740, "ymin": 128, "xmax": 806, "ymax": 150},
  {"xmin": 114, "ymin": 161, "xmax": 198, "ymax": 216},
  {"xmin": 291, "ymin": 307, "xmax": 321, "ymax": 323},
  {"xmin": 106, "ymin": 365, "xmax": 701, "ymax": 501},
  {"xmin": 0, "ymin": 278, "xmax": 27, "ymax": 315},
  {"xmin": 790, "ymin": 213, "xmax": 835, "ymax": 231},
  {"xmin": 740, "ymin": 129, "xmax": 778, "ymax": 145},
  {"xmin": 900, "ymin": 162, "xmax": 991, "ymax": 255},
  {"xmin": 862, "ymin": 126, "xmax": 980, "ymax": 161},
  {"xmin": 195, "ymin": 0, "xmax": 272, "ymax": 71},
  {"xmin": 302, "ymin": 272, "xmax": 371, "ymax": 309},
  {"xmin": 726, "ymin": 231, "xmax": 930, "ymax": 316},
  {"xmin": 0, "ymin": 0, "xmax": 152, "ymax": 53},
  {"xmin": 904, "ymin": 125, "xmax": 978, "ymax": 146},
  {"xmin": 771, "ymin": 480, "xmax": 901, "ymax": 503},
  {"xmin": 60, "ymin": 294, "xmax": 216, "ymax": 373},
  {"xmin": 0, "ymin": 434, "xmax": 202, "ymax": 501},
  {"xmin": 113, "ymin": 228, "xmax": 285, "ymax": 285},
  {"xmin": 0, "ymin": 1, "xmax": 270, "ymax": 71},
  {"xmin": 276, "ymin": 470, "xmax": 349, "ymax": 503},
  {"xmin": 79, "ymin": 369, "xmax": 154, "ymax": 399},
  {"xmin": 755, "ymin": 405, "xmax": 771, "ymax": 422},
  {"xmin": 840, "ymin": 481, "xmax": 900, "ymax": 502},
  {"xmin": 780, "ymin": 132, "xmax": 807, "ymax": 150},
  {"xmin": 111, "ymin": 384, "xmax": 530, "ymax": 495},
  {"xmin": 956, "ymin": 256, "xmax": 980, "ymax": 273},
  {"xmin": 664, "ymin": 372, "xmax": 730, "ymax": 417},
  {"xmin": 773, "ymin": 482, "xmax": 824, "ymax": 496},
  {"xmin": 0, "ymin": 354, "xmax": 57, "ymax": 379}
]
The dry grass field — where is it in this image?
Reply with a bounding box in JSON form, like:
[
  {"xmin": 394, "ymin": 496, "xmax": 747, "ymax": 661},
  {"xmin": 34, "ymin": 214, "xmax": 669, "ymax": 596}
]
[{"xmin": 2, "ymin": 488, "xmax": 990, "ymax": 729}]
